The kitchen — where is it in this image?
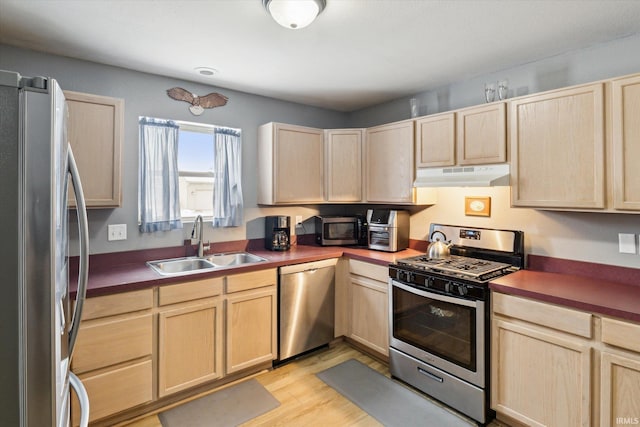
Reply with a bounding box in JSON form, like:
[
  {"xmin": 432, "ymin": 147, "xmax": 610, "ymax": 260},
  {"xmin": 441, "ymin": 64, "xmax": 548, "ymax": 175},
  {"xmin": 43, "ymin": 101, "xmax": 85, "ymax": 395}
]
[{"xmin": 1, "ymin": 1, "xmax": 640, "ymax": 426}]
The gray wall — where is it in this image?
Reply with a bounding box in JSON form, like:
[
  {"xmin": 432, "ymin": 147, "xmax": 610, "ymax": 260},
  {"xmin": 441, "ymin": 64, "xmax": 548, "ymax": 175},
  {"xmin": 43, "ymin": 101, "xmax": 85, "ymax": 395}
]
[
  {"xmin": 347, "ymin": 33, "xmax": 640, "ymax": 269},
  {"xmin": 2, "ymin": 34, "xmax": 640, "ymax": 268},
  {"xmin": 0, "ymin": 44, "xmax": 349, "ymax": 254}
]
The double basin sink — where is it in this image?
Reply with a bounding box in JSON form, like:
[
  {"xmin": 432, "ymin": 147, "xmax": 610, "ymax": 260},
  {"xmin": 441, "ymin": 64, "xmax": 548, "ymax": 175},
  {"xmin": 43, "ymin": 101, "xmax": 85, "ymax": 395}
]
[{"xmin": 147, "ymin": 252, "xmax": 268, "ymax": 276}]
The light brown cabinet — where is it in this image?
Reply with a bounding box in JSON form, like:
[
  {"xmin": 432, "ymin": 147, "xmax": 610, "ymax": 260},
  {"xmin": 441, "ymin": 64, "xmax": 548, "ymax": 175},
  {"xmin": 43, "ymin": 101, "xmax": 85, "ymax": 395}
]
[
  {"xmin": 64, "ymin": 90, "xmax": 123, "ymax": 208},
  {"xmin": 258, "ymin": 122, "xmax": 324, "ymax": 204},
  {"xmin": 157, "ymin": 277, "xmax": 224, "ymax": 397},
  {"xmin": 224, "ymin": 269, "xmax": 277, "ymax": 374},
  {"xmin": 456, "ymin": 102, "xmax": 506, "ymax": 165},
  {"xmin": 347, "ymin": 260, "xmax": 389, "ymax": 358},
  {"xmin": 365, "ymin": 120, "xmax": 415, "ymax": 204},
  {"xmin": 325, "ymin": 129, "xmax": 364, "ymax": 202},
  {"xmin": 600, "ymin": 317, "xmax": 640, "ymax": 426},
  {"xmin": 415, "ymin": 103, "xmax": 505, "ymax": 169},
  {"xmin": 492, "ymin": 292, "xmax": 640, "ymax": 427},
  {"xmin": 510, "ymin": 83, "xmax": 605, "ymax": 209},
  {"xmin": 70, "ymin": 289, "xmax": 153, "ymax": 425},
  {"xmin": 611, "ymin": 74, "xmax": 640, "ymax": 211},
  {"xmin": 491, "ymin": 296, "xmax": 592, "ymax": 427},
  {"xmin": 415, "ymin": 112, "xmax": 456, "ymax": 168}
]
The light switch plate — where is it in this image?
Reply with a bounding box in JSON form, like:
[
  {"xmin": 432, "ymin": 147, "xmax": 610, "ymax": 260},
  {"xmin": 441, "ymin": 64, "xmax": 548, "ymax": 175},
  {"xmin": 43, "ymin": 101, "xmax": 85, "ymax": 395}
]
[
  {"xmin": 618, "ymin": 233, "xmax": 636, "ymax": 254},
  {"xmin": 108, "ymin": 224, "xmax": 127, "ymax": 241}
]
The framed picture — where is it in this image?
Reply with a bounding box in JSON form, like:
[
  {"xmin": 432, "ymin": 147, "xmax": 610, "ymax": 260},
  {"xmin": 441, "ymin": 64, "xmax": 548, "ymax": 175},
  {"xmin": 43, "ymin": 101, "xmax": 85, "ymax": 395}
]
[{"xmin": 465, "ymin": 196, "xmax": 491, "ymax": 217}]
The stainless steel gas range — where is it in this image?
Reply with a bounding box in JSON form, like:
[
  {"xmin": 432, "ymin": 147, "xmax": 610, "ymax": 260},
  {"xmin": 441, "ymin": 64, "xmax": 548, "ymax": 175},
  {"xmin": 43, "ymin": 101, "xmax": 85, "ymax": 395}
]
[{"xmin": 388, "ymin": 224, "xmax": 524, "ymax": 425}]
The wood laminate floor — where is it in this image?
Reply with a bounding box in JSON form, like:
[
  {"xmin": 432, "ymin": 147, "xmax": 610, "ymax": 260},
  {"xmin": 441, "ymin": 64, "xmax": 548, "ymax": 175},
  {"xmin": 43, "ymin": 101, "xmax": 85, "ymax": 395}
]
[{"xmin": 120, "ymin": 342, "xmax": 504, "ymax": 427}]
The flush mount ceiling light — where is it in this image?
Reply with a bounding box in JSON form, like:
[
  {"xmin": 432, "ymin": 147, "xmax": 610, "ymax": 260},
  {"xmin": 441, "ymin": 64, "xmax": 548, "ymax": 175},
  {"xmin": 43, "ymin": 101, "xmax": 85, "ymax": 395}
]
[{"xmin": 263, "ymin": 0, "xmax": 326, "ymax": 30}]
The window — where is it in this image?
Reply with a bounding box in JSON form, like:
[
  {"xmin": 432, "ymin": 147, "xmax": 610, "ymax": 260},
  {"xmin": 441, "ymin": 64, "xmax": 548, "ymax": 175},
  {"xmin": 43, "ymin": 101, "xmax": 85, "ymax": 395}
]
[
  {"xmin": 138, "ymin": 116, "xmax": 243, "ymax": 230},
  {"xmin": 176, "ymin": 121, "xmax": 216, "ymax": 220}
]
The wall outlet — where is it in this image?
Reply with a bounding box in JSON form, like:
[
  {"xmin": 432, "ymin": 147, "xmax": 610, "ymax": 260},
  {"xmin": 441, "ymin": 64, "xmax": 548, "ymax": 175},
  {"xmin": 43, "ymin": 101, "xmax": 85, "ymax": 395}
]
[
  {"xmin": 295, "ymin": 215, "xmax": 303, "ymax": 227},
  {"xmin": 618, "ymin": 233, "xmax": 636, "ymax": 254},
  {"xmin": 108, "ymin": 224, "xmax": 127, "ymax": 241}
]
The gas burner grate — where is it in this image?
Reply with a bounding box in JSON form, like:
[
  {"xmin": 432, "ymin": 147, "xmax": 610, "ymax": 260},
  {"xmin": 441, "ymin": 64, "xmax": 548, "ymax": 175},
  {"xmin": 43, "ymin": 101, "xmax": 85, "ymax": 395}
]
[{"xmin": 396, "ymin": 254, "xmax": 512, "ymax": 279}]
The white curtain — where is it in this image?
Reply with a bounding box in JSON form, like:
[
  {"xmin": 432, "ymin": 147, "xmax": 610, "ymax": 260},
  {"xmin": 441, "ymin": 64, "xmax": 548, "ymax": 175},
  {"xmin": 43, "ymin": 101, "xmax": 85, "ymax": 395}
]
[
  {"xmin": 212, "ymin": 128, "xmax": 243, "ymax": 227},
  {"xmin": 138, "ymin": 117, "xmax": 183, "ymax": 233}
]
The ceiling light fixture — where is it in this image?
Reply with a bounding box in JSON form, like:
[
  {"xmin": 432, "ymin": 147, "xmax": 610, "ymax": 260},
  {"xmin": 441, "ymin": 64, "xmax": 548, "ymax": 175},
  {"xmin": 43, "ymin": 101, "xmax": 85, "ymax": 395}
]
[{"xmin": 263, "ymin": 0, "xmax": 326, "ymax": 30}]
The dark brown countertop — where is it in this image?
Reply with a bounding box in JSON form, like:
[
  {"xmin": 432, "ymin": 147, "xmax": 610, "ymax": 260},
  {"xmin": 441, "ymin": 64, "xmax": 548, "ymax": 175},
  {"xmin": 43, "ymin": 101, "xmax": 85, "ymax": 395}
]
[
  {"xmin": 75, "ymin": 243, "xmax": 424, "ymax": 298},
  {"xmin": 490, "ymin": 255, "xmax": 640, "ymax": 323}
]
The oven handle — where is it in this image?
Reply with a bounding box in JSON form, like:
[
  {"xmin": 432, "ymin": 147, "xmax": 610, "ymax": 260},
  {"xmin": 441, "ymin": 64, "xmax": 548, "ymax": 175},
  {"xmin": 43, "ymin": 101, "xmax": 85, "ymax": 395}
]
[
  {"xmin": 417, "ymin": 367, "xmax": 444, "ymax": 383},
  {"xmin": 391, "ymin": 280, "xmax": 480, "ymax": 309}
]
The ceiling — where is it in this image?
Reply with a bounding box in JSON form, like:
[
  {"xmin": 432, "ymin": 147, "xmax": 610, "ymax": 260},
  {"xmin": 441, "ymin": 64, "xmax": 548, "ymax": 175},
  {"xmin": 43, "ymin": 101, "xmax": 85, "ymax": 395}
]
[{"xmin": 1, "ymin": 1, "xmax": 640, "ymax": 112}]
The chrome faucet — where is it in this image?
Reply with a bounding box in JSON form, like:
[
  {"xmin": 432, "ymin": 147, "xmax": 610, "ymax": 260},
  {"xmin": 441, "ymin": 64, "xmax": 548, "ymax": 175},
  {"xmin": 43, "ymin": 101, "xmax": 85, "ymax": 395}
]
[{"xmin": 190, "ymin": 215, "xmax": 209, "ymax": 257}]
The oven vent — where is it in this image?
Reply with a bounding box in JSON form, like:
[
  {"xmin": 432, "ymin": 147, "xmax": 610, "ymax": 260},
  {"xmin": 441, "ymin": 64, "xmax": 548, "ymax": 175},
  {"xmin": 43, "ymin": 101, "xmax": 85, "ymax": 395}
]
[{"xmin": 413, "ymin": 163, "xmax": 510, "ymax": 188}]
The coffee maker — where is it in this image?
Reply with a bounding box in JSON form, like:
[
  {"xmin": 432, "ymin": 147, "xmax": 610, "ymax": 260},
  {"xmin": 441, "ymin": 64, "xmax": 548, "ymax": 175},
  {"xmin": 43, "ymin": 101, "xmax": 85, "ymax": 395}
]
[{"xmin": 265, "ymin": 216, "xmax": 290, "ymax": 251}]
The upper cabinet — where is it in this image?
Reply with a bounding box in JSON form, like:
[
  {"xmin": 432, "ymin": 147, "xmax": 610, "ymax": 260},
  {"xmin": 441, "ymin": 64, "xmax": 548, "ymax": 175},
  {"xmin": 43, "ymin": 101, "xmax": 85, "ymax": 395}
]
[
  {"xmin": 365, "ymin": 120, "xmax": 415, "ymax": 204},
  {"xmin": 510, "ymin": 83, "xmax": 605, "ymax": 209},
  {"xmin": 259, "ymin": 122, "xmax": 433, "ymax": 205},
  {"xmin": 456, "ymin": 102, "xmax": 507, "ymax": 165},
  {"xmin": 415, "ymin": 102, "xmax": 506, "ymax": 168},
  {"xmin": 258, "ymin": 122, "xmax": 324, "ymax": 205},
  {"xmin": 325, "ymin": 129, "xmax": 364, "ymax": 203},
  {"xmin": 64, "ymin": 91, "xmax": 123, "ymax": 208},
  {"xmin": 611, "ymin": 74, "xmax": 640, "ymax": 211},
  {"xmin": 415, "ymin": 112, "xmax": 456, "ymax": 168}
]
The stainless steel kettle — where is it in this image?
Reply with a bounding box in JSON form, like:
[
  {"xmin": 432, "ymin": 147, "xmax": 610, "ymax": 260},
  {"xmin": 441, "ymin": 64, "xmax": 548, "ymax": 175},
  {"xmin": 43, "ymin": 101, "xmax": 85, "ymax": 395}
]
[{"xmin": 427, "ymin": 230, "xmax": 452, "ymax": 259}]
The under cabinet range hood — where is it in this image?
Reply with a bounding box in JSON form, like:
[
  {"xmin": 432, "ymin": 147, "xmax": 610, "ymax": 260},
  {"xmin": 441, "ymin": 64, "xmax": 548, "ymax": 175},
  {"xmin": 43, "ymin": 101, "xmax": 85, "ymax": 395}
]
[{"xmin": 413, "ymin": 163, "xmax": 510, "ymax": 187}]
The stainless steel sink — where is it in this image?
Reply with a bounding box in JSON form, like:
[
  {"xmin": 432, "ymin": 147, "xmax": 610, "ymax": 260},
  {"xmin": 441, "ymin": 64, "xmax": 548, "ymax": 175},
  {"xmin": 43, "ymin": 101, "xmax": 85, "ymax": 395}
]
[
  {"xmin": 147, "ymin": 257, "xmax": 217, "ymax": 276},
  {"xmin": 205, "ymin": 252, "xmax": 268, "ymax": 267},
  {"xmin": 147, "ymin": 252, "xmax": 267, "ymax": 276}
]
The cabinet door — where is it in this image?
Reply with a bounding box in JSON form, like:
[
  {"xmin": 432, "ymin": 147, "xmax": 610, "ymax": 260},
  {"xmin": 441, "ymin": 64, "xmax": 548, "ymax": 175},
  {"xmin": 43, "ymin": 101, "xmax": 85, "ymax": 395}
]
[
  {"xmin": 64, "ymin": 91, "xmax": 123, "ymax": 208},
  {"xmin": 415, "ymin": 112, "xmax": 455, "ymax": 167},
  {"xmin": 457, "ymin": 102, "xmax": 506, "ymax": 165},
  {"xmin": 611, "ymin": 75, "xmax": 640, "ymax": 210},
  {"xmin": 274, "ymin": 123, "xmax": 324, "ymax": 203},
  {"xmin": 349, "ymin": 275, "xmax": 388, "ymax": 356},
  {"xmin": 158, "ymin": 300, "xmax": 223, "ymax": 397},
  {"xmin": 510, "ymin": 83, "xmax": 605, "ymax": 208},
  {"xmin": 365, "ymin": 121, "xmax": 414, "ymax": 203},
  {"xmin": 71, "ymin": 360, "xmax": 152, "ymax": 426},
  {"xmin": 491, "ymin": 319, "xmax": 591, "ymax": 427},
  {"xmin": 600, "ymin": 351, "xmax": 640, "ymax": 427},
  {"xmin": 325, "ymin": 129, "xmax": 363, "ymax": 202},
  {"xmin": 225, "ymin": 287, "xmax": 277, "ymax": 374}
]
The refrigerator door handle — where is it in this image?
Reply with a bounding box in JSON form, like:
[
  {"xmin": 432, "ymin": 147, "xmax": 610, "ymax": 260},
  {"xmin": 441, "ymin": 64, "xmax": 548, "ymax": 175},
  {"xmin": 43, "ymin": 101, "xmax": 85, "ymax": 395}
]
[
  {"xmin": 69, "ymin": 371, "xmax": 90, "ymax": 427},
  {"xmin": 67, "ymin": 145, "xmax": 89, "ymax": 358}
]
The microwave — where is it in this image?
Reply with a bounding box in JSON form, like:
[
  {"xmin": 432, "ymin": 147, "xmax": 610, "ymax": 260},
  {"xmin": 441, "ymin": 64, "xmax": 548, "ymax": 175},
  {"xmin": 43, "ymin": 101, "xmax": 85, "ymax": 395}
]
[{"xmin": 315, "ymin": 215, "xmax": 368, "ymax": 246}]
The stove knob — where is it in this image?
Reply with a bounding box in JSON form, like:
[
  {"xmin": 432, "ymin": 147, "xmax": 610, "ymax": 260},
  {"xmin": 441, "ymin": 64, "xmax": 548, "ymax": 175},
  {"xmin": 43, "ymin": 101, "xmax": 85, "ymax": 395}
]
[
  {"xmin": 457, "ymin": 285, "xmax": 469, "ymax": 296},
  {"xmin": 444, "ymin": 282, "xmax": 453, "ymax": 293}
]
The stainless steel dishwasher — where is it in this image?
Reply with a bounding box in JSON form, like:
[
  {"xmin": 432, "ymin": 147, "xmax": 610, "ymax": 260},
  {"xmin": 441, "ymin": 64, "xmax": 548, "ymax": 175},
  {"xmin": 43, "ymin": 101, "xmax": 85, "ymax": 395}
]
[{"xmin": 278, "ymin": 258, "xmax": 337, "ymax": 362}]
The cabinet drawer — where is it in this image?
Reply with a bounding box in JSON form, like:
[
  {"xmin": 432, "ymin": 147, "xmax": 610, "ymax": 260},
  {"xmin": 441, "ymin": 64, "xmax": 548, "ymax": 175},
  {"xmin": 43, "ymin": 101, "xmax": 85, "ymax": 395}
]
[
  {"xmin": 72, "ymin": 359, "xmax": 152, "ymax": 425},
  {"xmin": 602, "ymin": 317, "xmax": 640, "ymax": 353},
  {"xmin": 82, "ymin": 289, "xmax": 153, "ymax": 320},
  {"xmin": 349, "ymin": 259, "xmax": 388, "ymax": 283},
  {"xmin": 72, "ymin": 313, "xmax": 152, "ymax": 374},
  {"xmin": 226, "ymin": 268, "xmax": 277, "ymax": 294},
  {"xmin": 158, "ymin": 276, "xmax": 223, "ymax": 306},
  {"xmin": 492, "ymin": 293, "xmax": 592, "ymax": 338}
]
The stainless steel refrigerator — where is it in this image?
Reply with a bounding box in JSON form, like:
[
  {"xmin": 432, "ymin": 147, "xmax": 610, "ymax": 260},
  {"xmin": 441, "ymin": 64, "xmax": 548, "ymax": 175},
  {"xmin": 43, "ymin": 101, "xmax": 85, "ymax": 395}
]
[{"xmin": 0, "ymin": 70, "xmax": 91, "ymax": 426}]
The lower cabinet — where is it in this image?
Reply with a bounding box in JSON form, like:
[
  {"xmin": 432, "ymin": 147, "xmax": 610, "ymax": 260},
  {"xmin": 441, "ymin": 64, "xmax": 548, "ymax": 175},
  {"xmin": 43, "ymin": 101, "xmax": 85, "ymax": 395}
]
[
  {"xmin": 225, "ymin": 269, "xmax": 277, "ymax": 374},
  {"xmin": 347, "ymin": 259, "xmax": 389, "ymax": 357},
  {"xmin": 491, "ymin": 318, "xmax": 592, "ymax": 426},
  {"xmin": 71, "ymin": 289, "xmax": 154, "ymax": 425},
  {"xmin": 72, "ymin": 268, "xmax": 278, "ymax": 424},
  {"xmin": 157, "ymin": 276, "xmax": 224, "ymax": 397},
  {"xmin": 492, "ymin": 292, "xmax": 640, "ymax": 427},
  {"xmin": 599, "ymin": 317, "xmax": 640, "ymax": 427}
]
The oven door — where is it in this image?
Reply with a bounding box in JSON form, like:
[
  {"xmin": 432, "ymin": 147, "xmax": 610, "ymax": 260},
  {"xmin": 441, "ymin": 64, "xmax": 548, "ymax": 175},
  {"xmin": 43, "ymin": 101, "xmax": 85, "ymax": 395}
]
[{"xmin": 389, "ymin": 279, "xmax": 485, "ymax": 387}]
